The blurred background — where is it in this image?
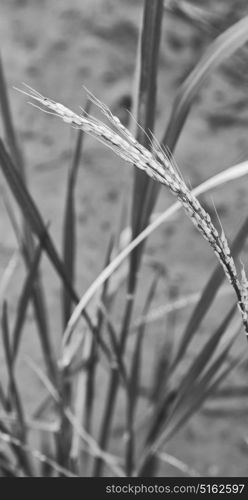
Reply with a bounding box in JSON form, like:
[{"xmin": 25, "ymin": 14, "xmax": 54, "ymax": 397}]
[{"xmin": 1, "ymin": 0, "xmax": 248, "ymax": 476}]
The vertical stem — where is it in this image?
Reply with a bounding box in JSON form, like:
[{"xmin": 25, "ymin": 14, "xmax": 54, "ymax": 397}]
[
  {"xmin": 93, "ymin": 297, "xmax": 133, "ymax": 476},
  {"xmin": 93, "ymin": 0, "xmax": 163, "ymax": 476}
]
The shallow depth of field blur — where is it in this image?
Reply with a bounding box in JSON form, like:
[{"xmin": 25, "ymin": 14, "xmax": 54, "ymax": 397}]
[{"xmin": 1, "ymin": 0, "xmax": 248, "ymax": 477}]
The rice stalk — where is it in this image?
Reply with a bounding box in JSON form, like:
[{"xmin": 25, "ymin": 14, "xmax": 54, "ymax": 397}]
[
  {"xmin": 51, "ymin": 160, "xmax": 248, "ymax": 367},
  {"xmin": 17, "ymin": 87, "xmax": 248, "ymax": 342}
]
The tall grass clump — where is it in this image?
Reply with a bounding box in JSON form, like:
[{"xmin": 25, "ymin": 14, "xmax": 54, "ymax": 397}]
[{"xmin": 0, "ymin": 1, "xmax": 248, "ymax": 477}]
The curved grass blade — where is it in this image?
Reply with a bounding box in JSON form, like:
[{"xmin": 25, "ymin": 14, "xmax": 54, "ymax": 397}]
[
  {"xmin": 62, "ymin": 162, "xmax": 248, "ymax": 346},
  {"xmin": 142, "ymin": 15, "xmax": 248, "ymax": 225},
  {"xmin": 162, "ymin": 15, "xmax": 248, "ymax": 151}
]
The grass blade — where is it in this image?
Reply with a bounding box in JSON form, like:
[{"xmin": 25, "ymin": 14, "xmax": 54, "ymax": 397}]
[
  {"xmin": 62, "ymin": 162, "xmax": 248, "ymax": 346},
  {"xmin": 164, "ymin": 0, "xmax": 221, "ymax": 34},
  {"xmin": 60, "ymin": 120, "xmax": 88, "ymax": 470},
  {"xmin": 62, "ymin": 101, "xmax": 90, "ymax": 328},
  {"xmin": 0, "ymin": 250, "xmax": 19, "ymax": 306},
  {"xmin": 0, "ymin": 139, "xmax": 101, "ymax": 355},
  {"xmin": 142, "ymin": 15, "xmax": 248, "ymax": 227},
  {"xmin": 156, "ymin": 450, "xmax": 200, "ymax": 477},
  {"xmin": 162, "ymin": 15, "xmax": 248, "ymax": 151},
  {"xmin": 2, "ymin": 191, "xmax": 57, "ymax": 382},
  {"xmin": 129, "ymin": 0, "xmax": 164, "ymax": 289},
  {"xmin": 62, "ymin": 129, "xmax": 83, "ymax": 327},
  {"xmin": 85, "ymin": 236, "xmax": 114, "ymax": 435},
  {"xmin": 0, "ymin": 430, "xmax": 78, "ymax": 478},
  {"xmin": 11, "ymin": 238, "xmax": 45, "ymax": 363},
  {"xmin": 25, "ymin": 356, "xmax": 125, "ymax": 477},
  {"xmin": 156, "ymin": 340, "xmax": 242, "ymax": 450},
  {"xmin": 69, "ymin": 331, "xmax": 93, "ymax": 473},
  {"xmin": 0, "ymin": 55, "xmax": 25, "ymax": 178},
  {"xmin": 1, "ymin": 302, "xmax": 33, "ymax": 476},
  {"xmin": 172, "ymin": 218, "xmax": 248, "ymax": 369},
  {"xmin": 0, "ymin": 55, "xmax": 54, "ymax": 376},
  {"xmin": 169, "ymin": 305, "xmax": 237, "ymax": 418},
  {"xmin": 2, "ymin": 302, "xmax": 25, "ymax": 432},
  {"xmin": 139, "ymin": 332, "xmax": 241, "ymax": 476},
  {"xmin": 139, "ymin": 310, "xmax": 239, "ymax": 476},
  {"xmin": 125, "ymin": 273, "xmax": 160, "ymax": 476},
  {"xmin": 93, "ymin": 4, "xmax": 165, "ymax": 473}
]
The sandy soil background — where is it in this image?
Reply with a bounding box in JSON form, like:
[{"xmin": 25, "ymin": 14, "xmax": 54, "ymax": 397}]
[{"xmin": 1, "ymin": 0, "xmax": 248, "ymax": 476}]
